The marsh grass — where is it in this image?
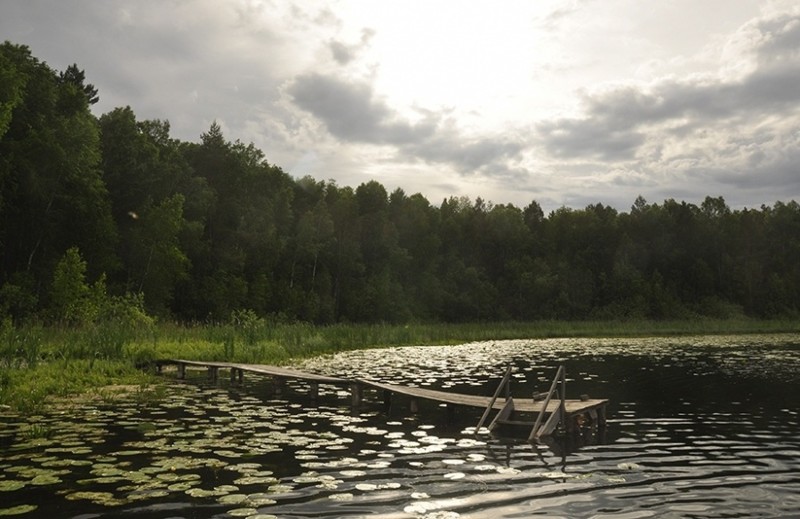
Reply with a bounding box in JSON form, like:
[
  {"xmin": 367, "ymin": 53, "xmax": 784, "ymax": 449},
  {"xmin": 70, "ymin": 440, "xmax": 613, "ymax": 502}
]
[
  {"xmin": 21, "ymin": 422, "xmax": 53, "ymax": 440},
  {"xmin": 1, "ymin": 317, "xmax": 798, "ymax": 412}
]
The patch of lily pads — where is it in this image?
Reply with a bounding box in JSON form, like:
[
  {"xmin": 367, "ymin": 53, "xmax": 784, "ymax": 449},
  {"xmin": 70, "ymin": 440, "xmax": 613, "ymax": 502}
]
[{"xmin": 2, "ymin": 343, "xmax": 703, "ymax": 518}]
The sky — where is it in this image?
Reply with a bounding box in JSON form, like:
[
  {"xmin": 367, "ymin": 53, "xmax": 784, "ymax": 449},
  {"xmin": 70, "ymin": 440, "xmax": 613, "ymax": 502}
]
[{"xmin": 2, "ymin": 0, "xmax": 800, "ymax": 212}]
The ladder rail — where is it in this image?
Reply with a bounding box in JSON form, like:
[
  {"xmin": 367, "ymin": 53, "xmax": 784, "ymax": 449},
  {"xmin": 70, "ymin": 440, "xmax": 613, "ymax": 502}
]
[
  {"xmin": 528, "ymin": 365, "xmax": 565, "ymax": 441},
  {"xmin": 475, "ymin": 365, "xmax": 513, "ymax": 432}
]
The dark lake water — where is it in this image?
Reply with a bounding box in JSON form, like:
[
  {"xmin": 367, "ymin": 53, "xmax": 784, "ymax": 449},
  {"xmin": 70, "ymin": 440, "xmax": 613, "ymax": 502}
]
[{"xmin": 1, "ymin": 334, "xmax": 799, "ymax": 518}]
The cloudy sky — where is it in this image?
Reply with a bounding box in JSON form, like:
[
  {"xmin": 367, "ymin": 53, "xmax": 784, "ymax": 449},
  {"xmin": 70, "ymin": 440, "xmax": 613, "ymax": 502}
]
[{"xmin": 3, "ymin": 0, "xmax": 800, "ymax": 212}]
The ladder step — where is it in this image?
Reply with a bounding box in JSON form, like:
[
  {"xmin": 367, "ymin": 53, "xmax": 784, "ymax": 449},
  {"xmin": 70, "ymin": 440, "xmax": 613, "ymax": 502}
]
[{"xmin": 495, "ymin": 419, "xmax": 535, "ymax": 426}]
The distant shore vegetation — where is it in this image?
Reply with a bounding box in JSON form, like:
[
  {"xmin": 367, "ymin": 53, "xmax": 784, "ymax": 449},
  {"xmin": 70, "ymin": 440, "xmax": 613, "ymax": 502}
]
[
  {"xmin": 2, "ymin": 318, "xmax": 799, "ymax": 413},
  {"xmin": 3, "ymin": 41, "xmax": 800, "ymax": 414},
  {"xmin": 1, "ymin": 42, "xmax": 799, "ymax": 330}
]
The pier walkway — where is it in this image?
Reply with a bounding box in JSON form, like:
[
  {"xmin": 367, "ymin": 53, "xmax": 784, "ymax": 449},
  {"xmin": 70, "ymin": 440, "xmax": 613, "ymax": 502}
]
[{"xmin": 155, "ymin": 359, "xmax": 608, "ymax": 439}]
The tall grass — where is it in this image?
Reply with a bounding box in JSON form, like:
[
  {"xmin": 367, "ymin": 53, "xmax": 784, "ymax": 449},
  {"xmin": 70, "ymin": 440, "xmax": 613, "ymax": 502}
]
[{"xmin": 1, "ymin": 317, "xmax": 798, "ymax": 413}]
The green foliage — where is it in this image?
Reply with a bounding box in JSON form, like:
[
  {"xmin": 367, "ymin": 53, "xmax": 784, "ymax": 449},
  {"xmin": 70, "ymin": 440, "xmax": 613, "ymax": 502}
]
[
  {"xmin": 0, "ymin": 358, "xmax": 151, "ymax": 413},
  {"xmin": 231, "ymin": 308, "xmax": 265, "ymax": 346},
  {"xmin": 1, "ymin": 318, "xmax": 799, "ymax": 413},
  {"xmin": 0, "ymin": 318, "xmax": 43, "ymax": 368},
  {"xmin": 0, "ymin": 273, "xmax": 38, "ymax": 323},
  {"xmin": 0, "ymin": 46, "xmax": 25, "ymax": 141},
  {"xmin": 50, "ymin": 247, "xmax": 101, "ymax": 324},
  {"xmin": 1, "ymin": 43, "xmax": 799, "ymax": 327}
]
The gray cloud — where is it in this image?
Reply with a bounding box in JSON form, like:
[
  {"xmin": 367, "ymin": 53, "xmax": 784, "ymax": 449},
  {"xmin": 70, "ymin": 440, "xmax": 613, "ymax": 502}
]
[
  {"xmin": 529, "ymin": 9, "xmax": 800, "ymax": 212},
  {"xmin": 407, "ymin": 132, "xmax": 526, "ymax": 179},
  {"xmin": 289, "ymin": 73, "xmax": 435, "ymax": 144},
  {"xmin": 752, "ymin": 12, "xmax": 800, "ymax": 63},
  {"xmin": 329, "ymin": 40, "xmax": 355, "ymax": 65},
  {"xmin": 328, "ymin": 28, "xmax": 375, "ymax": 65},
  {"xmin": 289, "ymin": 73, "xmax": 524, "ymax": 178},
  {"xmin": 2, "ymin": 1, "xmax": 798, "ymax": 212},
  {"xmin": 537, "ymin": 11, "xmax": 800, "ymax": 164},
  {"xmin": 537, "ymin": 0, "xmax": 594, "ymax": 31},
  {"xmin": 1, "ymin": 0, "xmax": 294, "ymax": 144}
]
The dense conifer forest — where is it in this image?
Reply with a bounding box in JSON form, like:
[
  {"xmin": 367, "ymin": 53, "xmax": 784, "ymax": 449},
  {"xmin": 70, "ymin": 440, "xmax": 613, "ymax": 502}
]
[{"xmin": 2, "ymin": 42, "xmax": 799, "ymax": 325}]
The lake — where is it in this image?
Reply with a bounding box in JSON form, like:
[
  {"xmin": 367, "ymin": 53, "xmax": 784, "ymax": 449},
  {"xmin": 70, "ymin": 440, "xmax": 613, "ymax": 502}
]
[{"xmin": 1, "ymin": 334, "xmax": 799, "ymax": 518}]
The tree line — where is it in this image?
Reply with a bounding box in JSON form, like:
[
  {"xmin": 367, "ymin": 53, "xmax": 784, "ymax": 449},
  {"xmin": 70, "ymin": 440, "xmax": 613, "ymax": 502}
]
[{"xmin": 1, "ymin": 42, "xmax": 798, "ymax": 325}]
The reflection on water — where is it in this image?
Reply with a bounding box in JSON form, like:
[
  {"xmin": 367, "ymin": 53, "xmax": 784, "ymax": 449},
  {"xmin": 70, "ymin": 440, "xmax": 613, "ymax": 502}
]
[{"xmin": 1, "ymin": 334, "xmax": 799, "ymax": 518}]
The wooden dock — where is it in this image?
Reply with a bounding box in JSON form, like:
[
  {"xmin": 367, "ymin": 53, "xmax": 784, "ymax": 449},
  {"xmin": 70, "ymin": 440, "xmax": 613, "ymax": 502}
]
[{"xmin": 154, "ymin": 359, "xmax": 608, "ymax": 439}]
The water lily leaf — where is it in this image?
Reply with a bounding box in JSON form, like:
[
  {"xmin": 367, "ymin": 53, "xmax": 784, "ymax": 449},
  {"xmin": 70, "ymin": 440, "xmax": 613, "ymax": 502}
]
[
  {"xmin": 245, "ymin": 493, "xmax": 277, "ymax": 506},
  {"xmin": 0, "ymin": 504, "xmax": 37, "ymax": 516},
  {"xmin": 168, "ymin": 482, "xmax": 198, "ymax": 492},
  {"xmin": 227, "ymin": 463, "xmax": 262, "ymax": 473},
  {"xmin": 126, "ymin": 488, "xmax": 170, "ymax": 501},
  {"xmin": 65, "ymin": 491, "xmax": 127, "ymax": 506},
  {"xmin": 214, "ymin": 484, "xmax": 239, "ymax": 493},
  {"xmin": 267, "ymin": 484, "xmax": 293, "ymax": 494},
  {"xmin": 218, "ymin": 493, "xmax": 248, "ymax": 505},
  {"xmin": 185, "ymin": 488, "xmax": 221, "ymax": 498},
  {"xmin": 234, "ymin": 476, "xmax": 278, "ymax": 486},
  {"xmin": 30, "ymin": 474, "xmax": 61, "ymax": 486},
  {"xmin": 0, "ymin": 481, "xmax": 25, "ymax": 492},
  {"xmin": 328, "ymin": 493, "xmax": 354, "ymax": 501}
]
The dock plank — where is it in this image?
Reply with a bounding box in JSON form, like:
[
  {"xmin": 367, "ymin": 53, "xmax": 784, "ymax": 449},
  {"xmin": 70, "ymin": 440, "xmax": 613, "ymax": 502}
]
[
  {"xmin": 357, "ymin": 379, "xmax": 607, "ymax": 415},
  {"xmin": 159, "ymin": 359, "xmax": 608, "ymax": 420}
]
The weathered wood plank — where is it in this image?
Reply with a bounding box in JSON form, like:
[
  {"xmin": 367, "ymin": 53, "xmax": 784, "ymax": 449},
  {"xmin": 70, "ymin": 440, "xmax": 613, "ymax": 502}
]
[
  {"xmin": 476, "ymin": 365, "xmax": 513, "ymax": 431},
  {"xmin": 533, "ymin": 407, "xmax": 562, "ymax": 440},
  {"xmin": 158, "ymin": 360, "xmax": 608, "ymax": 437},
  {"xmin": 356, "ymin": 380, "xmax": 606, "ymax": 415},
  {"xmin": 489, "ymin": 397, "xmax": 515, "ymax": 431}
]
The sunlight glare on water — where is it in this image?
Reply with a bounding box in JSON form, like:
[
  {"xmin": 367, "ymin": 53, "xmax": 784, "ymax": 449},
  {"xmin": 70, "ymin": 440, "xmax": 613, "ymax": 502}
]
[{"xmin": 0, "ymin": 334, "xmax": 798, "ymax": 518}]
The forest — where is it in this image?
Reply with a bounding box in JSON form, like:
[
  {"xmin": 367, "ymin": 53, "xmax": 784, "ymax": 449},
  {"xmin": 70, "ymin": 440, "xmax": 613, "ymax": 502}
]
[{"xmin": 1, "ymin": 41, "xmax": 799, "ymax": 326}]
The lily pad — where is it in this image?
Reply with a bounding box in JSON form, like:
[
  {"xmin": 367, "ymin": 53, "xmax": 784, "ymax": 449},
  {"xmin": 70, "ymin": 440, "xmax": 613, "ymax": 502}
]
[
  {"xmin": 218, "ymin": 493, "xmax": 248, "ymax": 505},
  {"xmin": 0, "ymin": 504, "xmax": 37, "ymax": 516},
  {"xmin": 246, "ymin": 493, "xmax": 277, "ymax": 506},
  {"xmin": 328, "ymin": 493, "xmax": 354, "ymax": 501},
  {"xmin": 0, "ymin": 480, "xmax": 25, "ymax": 492},
  {"xmin": 168, "ymin": 482, "xmax": 198, "ymax": 492},
  {"xmin": 65, "ymin": 491, "xmax": 127, "ymax": 506},
  {"xmin": 185, "ymin": 488, "xmax": 222, "ymax": 498}
]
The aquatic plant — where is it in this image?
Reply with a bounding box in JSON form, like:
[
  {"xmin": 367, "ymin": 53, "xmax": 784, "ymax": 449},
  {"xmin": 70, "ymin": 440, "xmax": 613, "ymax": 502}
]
[{"xmin": 1, "ymin": 318, "xmax": 799, "ymax": 412}]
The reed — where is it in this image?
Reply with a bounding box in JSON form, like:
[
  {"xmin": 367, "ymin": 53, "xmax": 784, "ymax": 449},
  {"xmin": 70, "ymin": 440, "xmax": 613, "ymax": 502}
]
[{"xmin": 1, "ymin": 317, "xmax": 798, "ymax": 412}]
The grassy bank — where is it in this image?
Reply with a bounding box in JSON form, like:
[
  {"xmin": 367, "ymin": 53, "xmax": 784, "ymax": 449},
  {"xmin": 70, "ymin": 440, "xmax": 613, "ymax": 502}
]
[{"xmin": 2, "ymin": 318, "xmax": 798, "ymax": 413}]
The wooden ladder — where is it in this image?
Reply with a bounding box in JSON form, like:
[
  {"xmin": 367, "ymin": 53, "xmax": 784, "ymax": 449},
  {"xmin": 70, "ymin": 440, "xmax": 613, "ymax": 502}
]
[
  {"xmin": 475, "ymin": 365, "xmax": 513, "ymax": 433},
  {"xmin": 528, "ymin": 365, "xmax": 566, "ymax": 441}
]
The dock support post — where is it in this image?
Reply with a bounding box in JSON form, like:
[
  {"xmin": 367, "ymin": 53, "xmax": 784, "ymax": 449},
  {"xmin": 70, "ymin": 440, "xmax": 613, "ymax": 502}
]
[
  {"xmin": 558, "ymin": 366, "xmax": 567, "ymax": 434},
  {"xmin": 350, "ymin": 383, "xmax": 363, "ymax": 408},
  {"xmin": 273, "ymin": 377, "xmax": 285, "ymax": 396},
  {"xmin": 309, "ymin": 382, "xmax": 319, "ymax": 401},
  {"xmin": 383, "ymin": 390, "xmax": 392, "ymax": 411},
  {"xmin": 596, "ymin": 405, "xmax": 607, "ymax": 429},
  {"xmin": 409, "ymin": 398, "xmax": 419, "ymax": 413},
  {"xmin": 446, "ymin": 404, "xmax": 455, "ymax": 423},
  {"xmin": 208, "ymin": 366, "xmax": 219, "ymax": 382},
  {"xmin": 177, "ymin": 363, "xmax": 186, "ymax": 380}
]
